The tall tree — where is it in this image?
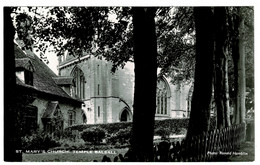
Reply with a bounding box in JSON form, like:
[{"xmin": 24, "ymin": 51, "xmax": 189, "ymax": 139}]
[
  {"xmin": 4, "ymin": 7, "xmax": 22, "ymax": 161},
  {"xmin": 186, "ymin": 7, "xmax": 215, "ymax": 138},
  {"xmin": 231, "ymin": 7, "xmax": 247, "ymax": 124},
  {"xmin": 213, "ymin": 7, "xmax": 231, "ymax": 129},
  {"xmin": 129, "ymin": 7, "xmax": 158, "ymax": 161}
]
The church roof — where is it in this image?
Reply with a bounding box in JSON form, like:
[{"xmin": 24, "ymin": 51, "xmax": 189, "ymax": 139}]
[
  {"xmin": 14, "ymin": 43, "xmax": 82, "ymax": 104},
  {"xmin": 52, "ymin": 76, "xmax": 74, "ymax": 85}
]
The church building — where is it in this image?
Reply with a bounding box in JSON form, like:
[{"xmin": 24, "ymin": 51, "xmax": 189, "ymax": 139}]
[{"xmin": 58, "ymin": 52, "xmax": 192, "ymax": 124}]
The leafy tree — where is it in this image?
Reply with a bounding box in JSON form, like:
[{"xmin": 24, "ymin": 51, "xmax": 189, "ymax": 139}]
[
  {"xmin": 213, "ymin": 7, "xmax": 231, "ymax": 129},
  {"xmin": 129, "ymin": 7, "xmax": 158, "ymax": 161},
  {"xmin": 157, "ymin": 7, "xmax": 195, "ymax": 84},
  {"xmin": 4, "ymin": 7, "xmax": 22, "ymax": 161},
  {"xmin": 186, "ymin": 7, "xmax": 215, "ymax": 138},
  {"xmin": 229, "ymin": 7, "xmax": 254, "ymax": 124}
]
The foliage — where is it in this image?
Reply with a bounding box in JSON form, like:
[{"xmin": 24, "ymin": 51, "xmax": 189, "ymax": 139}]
[
  {"xmin": 13, "ymin": 7, "xmax": 197, "ymax": 77},
  {"xmin": 226, "ymin": 7, "xmax": 254, "ymax": 111},
  {"xmin": 21, "ymin": 131, "xmax": 60, "ymax": 150},
  {"xmin": 68, "ymin": 118, "xmax": 217, "ymax": 137},
  {"xmin": 54, "ymin": 138, "xmax": 86, "ymax": 150},
  {"xmin": 154, "ymin": 118, "xmax": 189, "ymax": 131},
  {"xmin": 156, "ymin": 7, "xmax": 196, "ymax": 84},
  {"xmin": 154, "ymin": 127, "xmax": 171, "ymax": 139},
  {"xmin": 81, "ymin": 126, "xmax": 106, "ymax": 144},
  {"xmin": 13, "ymin": 7, "xmax": 133, "ymax": 72},
  {"xmin": 106, "ymin": 127, "xmax": 132, "ymax": 146},
  {"xmin": 62, "ymin": 128, "xmax": 78, "ymax": 140},
  {"xmin": 68, "ymin": 122, "xmax": 132, "ymax": 134}
]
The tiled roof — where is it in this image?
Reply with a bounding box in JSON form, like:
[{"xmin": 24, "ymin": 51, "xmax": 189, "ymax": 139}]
[
  {"xmin": 52, "ymin": 76, "xmax": 74, "ymax": 85},
  {"xmin": 15, "ymin": 58, "xmax": 35, "ymax": 72},
  {"xmin": 14, "ymin": 43, "xmax": 82, "ymax": 103}
]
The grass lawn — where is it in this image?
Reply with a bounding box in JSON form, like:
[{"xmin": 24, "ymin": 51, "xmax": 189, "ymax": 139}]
[
  {"xmin": 225, "ymin": 141, "xmax": 255, "ymax": 162},
  {"xmin": 23, "ymin": 148, "xmax": 128, "ymax": 162}
]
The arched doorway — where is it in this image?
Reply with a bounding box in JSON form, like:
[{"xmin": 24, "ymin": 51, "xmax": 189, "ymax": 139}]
[
  {"xmin": 82, "ymin": 111, "xmax": 87, "ymax": 124},
  {"xmin": 120, "ymin": 107, "xmax": 132, "ymax": 122}
]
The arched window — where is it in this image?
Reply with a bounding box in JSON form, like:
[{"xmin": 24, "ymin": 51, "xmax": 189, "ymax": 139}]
[
  {"xmin": 156, "ymin": 90, "xmax": 160, "ymax": 114},
  {"xmin": 71, "ymin": 66, "xmax": 85, "ymax": 99},
  {"xmin": 156, "ymin": 77, "xmax": 170, "ymax": 115}
]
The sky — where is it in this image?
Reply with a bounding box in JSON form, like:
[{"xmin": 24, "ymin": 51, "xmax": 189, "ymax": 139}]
[{"xmin": 42, "ymin": 52, "xmax": 59, "ymax": 74}]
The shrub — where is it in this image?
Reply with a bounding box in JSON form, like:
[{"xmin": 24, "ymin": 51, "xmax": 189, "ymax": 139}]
[
  {"xmin": 107, "ymin": 127, "xmax": 132, "ymax": 145},
  {"xmin": 154, "ymin": 127, "xmax": 171, "ymax": 139},
  {"xmin": 62, "ymin": 128, "xmax": 81, "ymax": 141},
  {"xmin": 67, "ymin": 122, "xmax": 132, "ymax": 134},
  {"xmin": 81, "ymin": 126, "xmax": 106, "ymax": 144},
  {"xmin": 21, "ymin": 131, "xmax": 60, "ymax": 151},
  {"xmin": 67, "ymin": 117, "xmax": 217, "ymax": 142}
]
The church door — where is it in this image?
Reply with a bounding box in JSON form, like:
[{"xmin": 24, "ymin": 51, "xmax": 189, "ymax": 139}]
[{"xmin": 121, "ymin": 110, "xmax": 128, "ymax": 122}]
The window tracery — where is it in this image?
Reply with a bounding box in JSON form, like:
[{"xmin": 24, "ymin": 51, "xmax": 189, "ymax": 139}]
[{"xmin": 156, "ymin": 78, "xmax": 169, "ymax": 115}]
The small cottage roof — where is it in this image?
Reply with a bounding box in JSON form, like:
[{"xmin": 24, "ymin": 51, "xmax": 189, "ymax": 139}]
[
  {"xmin": 14, "ymin": 43, "xmax": 82, "ymax": 104},
  {"xmin": 15, "ymin": 58, "xmax": 35, "ymax": 72}
]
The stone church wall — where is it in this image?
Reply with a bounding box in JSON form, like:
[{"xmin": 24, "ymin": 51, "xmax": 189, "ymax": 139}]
[{"xmin": 58, "ymin": 54, "xmax": 192, "ymax": 124}]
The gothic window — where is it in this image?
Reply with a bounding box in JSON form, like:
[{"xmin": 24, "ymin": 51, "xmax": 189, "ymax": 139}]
[
  {"xmin": 68, "ymin": 110, "xmax": 76, "ymax": 126},
  {"xmin": 164, "ymin": 93, "xmax": 167, "ymax": 114},
  {"xmin": 71, "ymin": 66, "xmax": 85, "ymax": 99},
  {"xmin": 156, "ymin": 91, "xmax": 160, "ymax": 114},
  {"xmin": 156, "ymin": 78, "xmax": 169, "ymax": 115},
  {"xmin": 161, "ymin": 92, "xmax": 164, "ymax": 114}
]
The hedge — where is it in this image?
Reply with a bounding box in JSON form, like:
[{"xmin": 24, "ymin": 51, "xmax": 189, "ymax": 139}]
[
  {"xmin": 65, "ymin": 117, "xmax": 216, "ymax": 135},
  {"xmin": 66, "ymin": 122, "xmax": 132, "ymax": 134}
]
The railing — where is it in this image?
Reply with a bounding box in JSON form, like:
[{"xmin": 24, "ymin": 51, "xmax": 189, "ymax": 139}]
[
  {"xmin": 154, "ymin": 123, "xmax": 246, "ymax": 162},
  {"xmin": 97, "ymin": 123, "xmax": 246, "ymax": 162}
]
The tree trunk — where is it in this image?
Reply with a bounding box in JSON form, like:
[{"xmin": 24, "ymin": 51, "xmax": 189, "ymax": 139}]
[
  {"xmin": 4, "ymin": 7, "xmax": 22, "ymax": 161},
  {"xmin": 186, "ymin": 7, "xmax": 214, "ymax": 138},
  {"xmin": 232, "ymin": 7, "xmax": 246, "ymax": 124},
  {"xmin": 213, "ymin": 7, "xmax": 231, "ymax": 129},
  {"xmin": 129, "ymin": 7, "xmax": 158, "ymax": 161}
]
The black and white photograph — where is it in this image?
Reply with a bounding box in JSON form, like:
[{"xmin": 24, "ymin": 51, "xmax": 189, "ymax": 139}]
[{"xmin": 2, "ymin": 2, "xmax": 255, "ymax": 162}]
